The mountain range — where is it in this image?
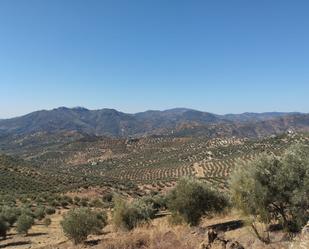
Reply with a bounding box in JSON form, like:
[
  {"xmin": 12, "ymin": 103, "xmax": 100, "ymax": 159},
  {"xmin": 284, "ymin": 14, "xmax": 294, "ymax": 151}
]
[{"xmin": 0, "ymin": 107, "xmax": 308, "ymax": 138}]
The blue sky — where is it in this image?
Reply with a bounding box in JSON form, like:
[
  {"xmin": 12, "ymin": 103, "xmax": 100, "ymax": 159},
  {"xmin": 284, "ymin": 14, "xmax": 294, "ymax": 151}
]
[{"xmin": 0, "ymin": 0, "xmax": 308, "ymax": 118}]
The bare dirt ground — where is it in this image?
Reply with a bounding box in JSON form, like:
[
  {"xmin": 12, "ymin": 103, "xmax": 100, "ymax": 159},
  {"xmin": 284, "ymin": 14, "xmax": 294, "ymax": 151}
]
[
  {"xmin": 0, "ymin": 210, "xmax": 67, "ymax": 249},
  {"xmin": 0, "ymin": 211, "xmax": 299, "ymax": 249},
  {"xmin": 193, "ymin": 162, "xmax": 205, "ymax": 178},
  {"xmin": 203, "ymin": 216, "xmax": 291, "ymax": 249}
]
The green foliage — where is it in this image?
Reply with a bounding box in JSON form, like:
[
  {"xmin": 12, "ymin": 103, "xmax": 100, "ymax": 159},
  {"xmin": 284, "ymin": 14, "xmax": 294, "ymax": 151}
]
[
  {"xmin": 61, "ymin": 208, "xmax": 106, "ymax": 244},
  {"xmin": 140, "ymin": 194, "xmax": 167, "ymax": 211},
  {"xmin": 43, "ymin": 217, "xmax": 52, "ymax": 227},
  {"xmin": 102, "ymin": 192, "xmax": 113, "ymax": 203},
  {"xmin": 34, "ymin": 206, "xmax": 45, "ymax": 220},
  {"xmin": 167, "ymin": 177, "xmax": 228, "ymax": 226},
  {"xmin": 45, "ymin": 207, "xmax": 56, "ymax": 215},
  {"xmin": 60, "ymin": 200, "xmax": 69, "ymax": 208},
  {"xmin": 62, "ymin": 195, "xmax": 73, "ymax": 204},
  {"xmin": 113, "ymin": 197, "xmax": 156, "ymax": 231},
  {"xmin": 0, "ymin": 206, "xmax": 20, "ymax": 226},
  {"xmin": 79, "ymin": 197, "xmax": 89, "ymax": 207},
  {"xmin": 20, "ymin": 207, "xmax": 34, "ymax": 218},
  {"xmin": 73, "ymin": 196, "xmax": 81, "ymax": 204},
  {"xmin": 1, "ymin": 130, "xmax": 307, "ymax": 198},
  {"xmin": 90, "ymin": 198, "xmax": 104, "ymax": 208},
  {"xmin": 0, "ymin": 217, "xmax": 9, "ymax": 239},
  {"xmin": 16, "ymin": 214, "xmax": 34, "ymax": 234},
  {"xmin": 49, "ymin": 200, "xmax": 60, "ymax": 207},
  {"xmin": 168, "ymin": 212, "xmax": 185, "ymax": 225},
  {"xmin": 229, "ymin": 144, "xmax": 309, "ymax": 232},
  {"xmin": 0, "ymin": 195, "xmax": 16, "ymax": 206},
  {"xmin": 95, "ymin": 211, "xmax": 108, "ymax": 225}
]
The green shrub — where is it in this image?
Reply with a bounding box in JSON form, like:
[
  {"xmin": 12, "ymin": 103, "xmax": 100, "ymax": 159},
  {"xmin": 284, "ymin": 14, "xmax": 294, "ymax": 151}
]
[
  {"xmin": 43, "ymin": 218, "xmax": 52, "ymax": 227},
  {"xmin": 96, "ymin": 211, "xmax": 108, "ymax": 225},
  {"xmin": 20, "ymin": 207, "xmax": 34, "ymax": 218},
  {"xmin": 79, "ymin": 198, "xmax": 88, "ymax": 207},
  {"xmin": 45, "ymin": 207, "xmax": 56, "ymax": 215},
  {"xmin": 16, "ymin": 214, "xmax": 34, "ymax": 235},
  {"xmin": 0, "ymin": 195, "xmax": 16, "ymax": 206},
  {"xmin": 0, "ymin": 206, "xmax": 20, "ymax": 226},
  {"xmin": 167, "ymin": 212, "xmax": 185, "ymax": 225},
  {"xmin": 35, "ymin": 195, "xmax": 46, "ymax": 205},
  {"xmin": 0, "ymin": 217, "xmax": 9, "ymax": 239},
  {"xmin": 62, "ymin": 195, "xmax": 73, "ymax": 204},
  {"xmin": 81, "ymin": 197, "xmax": 89, "ymax": 202},
  {"xmin": 167, "ymin": 177, "xmax": 228, "ymax": 226},
  {"xmin": 73, "ymin": 196, "xmax": 81, "ymax": 204},
  {"xmin": 49, "ymin": 200, "xmax": 60, "ymax": 207},
  {"xmin": 90, "ymin": 198, "xmax": 104, "ymax": 208},
  {"xmin": 60, "ymin": 200, "xmax": 69, "ymax": 208},
  {"xmin": 19, "ymin": 196, "xmax": 29, "ymax": 204},
  {"xmin": 141, "ymin": 194, "xmax": 167, "ymax": 211},
  {"xmin": 61, "ymin": 208, "xmax": 106, "ymax": 244},
  {"xmin": 229, "ymin": 144, "xmax": 309, "ymax": 234},
  {"xmin": 113, "ymin": 197, "xmax": 156, "ymax": 231},
  {"xmin": 34, "ymin": 206, "xmax": 45, "ymax": 220},
  {"xmin": 102, "ymin": 192, "xmax": 113, "ymax": 203}
]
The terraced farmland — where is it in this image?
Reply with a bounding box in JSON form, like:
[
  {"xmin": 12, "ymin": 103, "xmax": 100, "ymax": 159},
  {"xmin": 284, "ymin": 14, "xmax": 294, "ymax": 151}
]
[
  {"xmin": 83, "ymin": 132, "xmax": 309, "ymax": 191},
  {"xmin": 1, "ymin": 132, "xmax": 308, "ymax": 196}
]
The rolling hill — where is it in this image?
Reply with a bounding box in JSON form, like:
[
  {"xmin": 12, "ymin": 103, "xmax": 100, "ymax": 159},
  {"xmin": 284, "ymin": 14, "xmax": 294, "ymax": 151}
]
[{"xmin": 0, "ymin": 107, "xmax": 308, "ymax": 139}]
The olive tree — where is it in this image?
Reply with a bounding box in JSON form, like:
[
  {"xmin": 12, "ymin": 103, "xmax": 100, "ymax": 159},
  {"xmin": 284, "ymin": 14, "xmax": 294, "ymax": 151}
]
[
  {"xmin": 16, "ymin": 214, "xmax": 34, "ymax": 235},
  {"xmin": 61, "ymin": 208, "xmax": 107, "ymax": 244},
  {"xmin": 112, "ymin": 197, "xmax": 156, "ymax": 231},
  {"xmin": 0, "ymin": 206, "xmax": 20, "ymax": 226},
  {"xmin": 229, "ymin": 144, "xmax": 309, "ymax": 237},
  {"xmin": 0, "ymin": 217, "xmax": 9, "ymax": 239},
  {"xmin": 34, "ymin": 206, "xmax": 45, "ymax": 220},
  {"xmin": 167, "ymin": 177, "xmax": 228, "ymax": 226}
]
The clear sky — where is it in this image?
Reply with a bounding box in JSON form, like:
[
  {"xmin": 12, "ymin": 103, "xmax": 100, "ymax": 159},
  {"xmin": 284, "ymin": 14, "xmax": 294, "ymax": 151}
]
[{"xmin": 0, "ymin": 0, "xmax": 308, "ymax": 118}]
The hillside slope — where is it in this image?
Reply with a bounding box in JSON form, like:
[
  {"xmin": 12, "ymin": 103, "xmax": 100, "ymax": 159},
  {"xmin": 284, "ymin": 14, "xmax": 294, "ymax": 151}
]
[{"xmin": 0, "ymin": 107, "xmax": 308, "ymax": 138}]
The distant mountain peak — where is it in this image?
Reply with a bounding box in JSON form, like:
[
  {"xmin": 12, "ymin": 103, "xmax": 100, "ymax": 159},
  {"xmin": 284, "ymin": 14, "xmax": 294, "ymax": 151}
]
[
  {"xmin": 53, "ymin": 106, "xmax": 69, "ymax": 111},
  {"xmin": 72, "ymin": 106, "xmax": 89, "ymax": 111},
  {"xmin": 0, "ymin": 107, "xmax": 308, "ymax": 138}
]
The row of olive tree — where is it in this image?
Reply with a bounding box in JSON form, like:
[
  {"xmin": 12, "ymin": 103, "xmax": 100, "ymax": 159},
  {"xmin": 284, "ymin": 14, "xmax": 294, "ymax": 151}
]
[
  {"xmin": 0, "ymin": 206, "xmax": 41, "ymax": 239},
  {"xmin": 60, "ymin": 143, "xmax": 308, "ymax": 245}
]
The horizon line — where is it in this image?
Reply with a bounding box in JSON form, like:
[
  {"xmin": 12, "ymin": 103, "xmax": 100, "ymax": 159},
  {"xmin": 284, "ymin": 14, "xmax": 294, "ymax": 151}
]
[{"xmin": 0, "ymin": 106, "xmax": 305, "ymax": 120}]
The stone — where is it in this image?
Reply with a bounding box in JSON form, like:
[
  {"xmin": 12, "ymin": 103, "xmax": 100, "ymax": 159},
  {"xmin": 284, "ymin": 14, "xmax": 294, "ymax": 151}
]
[{"xmin": 226, "ymin": 241, "xmax": 245, "ymax": 249}]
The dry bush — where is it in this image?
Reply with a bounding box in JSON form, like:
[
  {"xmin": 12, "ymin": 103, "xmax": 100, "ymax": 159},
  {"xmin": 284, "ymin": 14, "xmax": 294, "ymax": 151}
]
[
  {"xmin": 103, "ymin": 232, "xmax": 149, "ymax": 249},
  {"xmin": 102, "ymin": 219, "xmax": 201, "ymax": 249}
]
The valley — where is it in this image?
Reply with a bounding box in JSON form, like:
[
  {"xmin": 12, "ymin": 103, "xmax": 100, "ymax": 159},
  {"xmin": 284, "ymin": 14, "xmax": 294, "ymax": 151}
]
[
  {"xmin": 1, "ymin": 130, "xmax": 308, "ymax": 197},
  {"xmin": 0, "ymin": 109, "xmax": 309, "ymax": 249}
]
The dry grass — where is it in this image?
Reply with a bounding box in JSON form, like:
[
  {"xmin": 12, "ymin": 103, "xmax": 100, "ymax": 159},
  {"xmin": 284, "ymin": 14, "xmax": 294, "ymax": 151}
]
[
  {"xmin": 0, "ymin": 210, "xmax": 68, "ymax": 249},
  {"xmin": 0, "ymin": 211, "xmax": 299, "ymax": 249},
  {"xmin": 100, "ymin": 219, "xmax": 203, "ymax": 249}
]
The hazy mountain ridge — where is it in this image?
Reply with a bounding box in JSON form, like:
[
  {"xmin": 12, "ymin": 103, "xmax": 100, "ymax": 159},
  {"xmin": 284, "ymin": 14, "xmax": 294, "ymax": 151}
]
[
  {"xmin": 0, "ymin": 107, "xmax": 308, "ymax": 138},
  {"xmin": 222, "ymin": 111, "xmax": 301, "ymax": 122}
]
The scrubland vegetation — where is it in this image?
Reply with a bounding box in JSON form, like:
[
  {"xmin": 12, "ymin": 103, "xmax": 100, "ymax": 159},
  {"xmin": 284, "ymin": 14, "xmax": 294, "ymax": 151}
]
[
  {"xmin": 61, "ymin": 208, "xmax": 107, "ymax": 244},
  {"xmin": 0, "ymin": 133, "xmax": 308, "ymax": 248},
  {"xmin": 230, "ymin": 144, "xmax": 309, "ymax": 242},
  {"xmin": 166, "ymin": 178, "xmax": 228, "ymax": 226}
]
